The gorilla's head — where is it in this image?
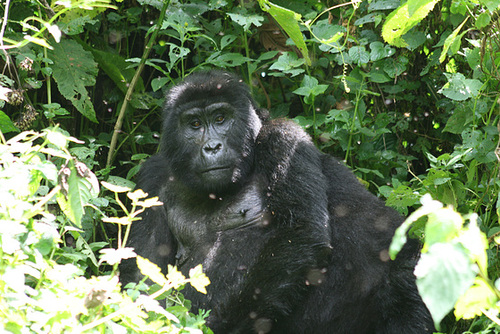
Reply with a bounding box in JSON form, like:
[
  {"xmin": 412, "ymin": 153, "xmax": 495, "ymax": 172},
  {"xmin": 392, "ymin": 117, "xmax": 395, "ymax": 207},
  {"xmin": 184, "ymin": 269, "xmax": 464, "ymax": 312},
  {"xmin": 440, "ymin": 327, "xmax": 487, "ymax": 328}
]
[{"xmin": 161, "ymin": 71, "xmax": 265, "ymax": 195}]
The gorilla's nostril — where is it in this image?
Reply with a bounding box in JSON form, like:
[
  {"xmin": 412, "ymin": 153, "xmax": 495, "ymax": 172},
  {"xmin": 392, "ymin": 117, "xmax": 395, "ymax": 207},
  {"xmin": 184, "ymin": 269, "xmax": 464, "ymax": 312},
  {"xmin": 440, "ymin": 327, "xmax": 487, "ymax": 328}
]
[{"xmin": 204, "ymin": 141, "xmax": 223, "ymax": 154}]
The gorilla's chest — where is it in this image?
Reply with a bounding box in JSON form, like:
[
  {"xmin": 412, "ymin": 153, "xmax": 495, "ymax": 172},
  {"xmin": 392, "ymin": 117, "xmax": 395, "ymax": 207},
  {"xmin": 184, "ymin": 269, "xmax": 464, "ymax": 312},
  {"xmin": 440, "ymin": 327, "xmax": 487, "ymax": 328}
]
[{"xmin": 164, "ymin": 182, "xmax": 267, "ymax": 267}]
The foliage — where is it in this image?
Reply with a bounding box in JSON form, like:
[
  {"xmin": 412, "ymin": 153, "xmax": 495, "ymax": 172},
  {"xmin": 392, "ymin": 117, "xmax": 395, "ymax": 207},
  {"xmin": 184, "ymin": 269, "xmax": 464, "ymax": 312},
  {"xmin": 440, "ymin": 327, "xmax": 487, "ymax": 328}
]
[
  {"xmin": 1, "ymin": 0, "xmax": 500, "ymax": 332},
  {"xmin": 0, "ymin": 128, "xmax": 210, "ymax": 332}
]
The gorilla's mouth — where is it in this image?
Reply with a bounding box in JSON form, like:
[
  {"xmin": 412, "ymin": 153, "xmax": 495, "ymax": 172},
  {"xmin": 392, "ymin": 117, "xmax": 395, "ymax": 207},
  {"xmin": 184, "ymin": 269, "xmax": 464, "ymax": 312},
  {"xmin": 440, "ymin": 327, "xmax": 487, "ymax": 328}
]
[{"xmin": 201, "ymin": 166, "xmax": 232, "ymax": 174}]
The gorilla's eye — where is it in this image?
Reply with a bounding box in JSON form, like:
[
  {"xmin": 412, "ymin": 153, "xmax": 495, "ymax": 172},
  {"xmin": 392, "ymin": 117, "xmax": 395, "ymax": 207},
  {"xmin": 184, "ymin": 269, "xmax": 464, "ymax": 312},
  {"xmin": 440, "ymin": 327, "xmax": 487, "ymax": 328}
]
[
  {"xmin": 190, "ymin": 120, "xmax": 202, "ymax": 129},
  {"xmin": 215, "ymin": 115, "xmax": 225, "ymax": 124}
]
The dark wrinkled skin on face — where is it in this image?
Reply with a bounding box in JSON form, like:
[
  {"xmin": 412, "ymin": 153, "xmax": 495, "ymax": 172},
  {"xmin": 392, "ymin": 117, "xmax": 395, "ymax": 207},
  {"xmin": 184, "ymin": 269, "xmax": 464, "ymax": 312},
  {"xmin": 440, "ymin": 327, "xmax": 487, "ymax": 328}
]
[{"xmin": 120, "ymin": 70, "xmax": 434, "ymax": 334}]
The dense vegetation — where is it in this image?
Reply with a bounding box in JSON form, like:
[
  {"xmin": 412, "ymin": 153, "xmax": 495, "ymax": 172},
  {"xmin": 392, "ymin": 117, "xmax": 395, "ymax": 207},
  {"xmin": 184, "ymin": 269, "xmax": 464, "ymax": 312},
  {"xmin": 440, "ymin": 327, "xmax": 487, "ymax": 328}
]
[{"xmin": 0, "ymin": 0, "xmax": 499, "ymax": 332}]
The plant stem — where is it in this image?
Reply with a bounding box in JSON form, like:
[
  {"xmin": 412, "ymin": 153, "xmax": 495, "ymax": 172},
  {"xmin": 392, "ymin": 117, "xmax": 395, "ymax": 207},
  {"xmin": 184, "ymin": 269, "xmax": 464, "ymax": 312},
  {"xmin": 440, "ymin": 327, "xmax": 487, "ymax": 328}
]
[{"xmin": 106, "ymin": 0, "xmax": 170, "ymax": 168}]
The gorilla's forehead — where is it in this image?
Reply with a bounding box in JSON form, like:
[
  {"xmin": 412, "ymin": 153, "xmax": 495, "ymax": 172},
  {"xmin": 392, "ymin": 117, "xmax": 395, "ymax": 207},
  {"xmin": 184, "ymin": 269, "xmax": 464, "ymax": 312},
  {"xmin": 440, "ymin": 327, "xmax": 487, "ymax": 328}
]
[{"xmin": 178, "ymin": 101, "xmax": 234, "ymax": 115}]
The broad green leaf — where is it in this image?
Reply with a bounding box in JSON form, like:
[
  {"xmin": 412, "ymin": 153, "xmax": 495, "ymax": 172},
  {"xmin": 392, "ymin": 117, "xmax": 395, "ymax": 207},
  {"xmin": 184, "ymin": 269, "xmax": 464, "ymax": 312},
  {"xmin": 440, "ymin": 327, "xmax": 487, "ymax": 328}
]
[
  {"xmin": 475, "ymin": 12, "xmax": 491, "ymax": 29},
  {"xmin": 293, "ymin": 75, "xmax": 328, "ymax": 104},
  {"xmin": 92, "ymin": 49, "xmax": 144, "ymax": 94},
  {"xmin": 349, "ymin": 46, "xmax": 370, "ymax": 65},
  {"xmin": 311, "ymin": 20, "xmax": 345, "ymax": 51},
  {"xmin": 438, "ymin": 73, "xmax": 483, "ymax": 101},
  {"xmin": 355, "ymin": 13, "xmax": 383, "ymax": 26},
  {"xmin": 0, "ymin": 110, "xmax": 19, "ymax": 133},
  {"xmin": 368, "ymin": 66, "xmax": 391, "ymax": 83},
  {"xmin": 383, "ymin": 56, "xmax": 408, "ymax": 78},
  {"xmin": 382, "ymin": 0, "xmax": 439, "ymax": 47},
  {"xmin": 49, "ymin": 39, "xmax": 98, "ymax": 123},
  {"xmin": 137, "ymin": 256, "xmax": 168, "ymax": 286},
  {"xmin": 259, "ymin": 0, "xmax": 311, "ymax": 65},
  {"xmin": 443, "ymin": 106, "xmax": 473, "ymax": 134},
  {"xmin": 415, "ymin": 243, "xmax": 477, "ymax": 328},
  {"xmin": 369, "ymin": 42, "xmax": 395, "ymax": 61}
]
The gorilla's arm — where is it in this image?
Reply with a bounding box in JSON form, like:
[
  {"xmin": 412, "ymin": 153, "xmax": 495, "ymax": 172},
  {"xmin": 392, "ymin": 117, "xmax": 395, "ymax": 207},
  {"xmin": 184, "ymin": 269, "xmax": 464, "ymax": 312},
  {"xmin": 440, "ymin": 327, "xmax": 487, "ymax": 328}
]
[{"xmin": 119, "ymin": 155, "xmax": 177, "ymax": 286}]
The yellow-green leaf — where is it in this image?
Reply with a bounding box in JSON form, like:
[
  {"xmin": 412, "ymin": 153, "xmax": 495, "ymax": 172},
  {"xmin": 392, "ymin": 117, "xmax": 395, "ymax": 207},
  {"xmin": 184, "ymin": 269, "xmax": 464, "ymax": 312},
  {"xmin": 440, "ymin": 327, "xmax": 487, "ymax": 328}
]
[
  {"xmin": 454, "ymin": 278, "xmax": 497, "ymax": 320},
  {"xmin": 166, "ymin": 264, "xmax": 186, "ymax": 289},
  {"xmin": 189, "ymin": 265, "xmax": 211, "ymax": 294},
  {"xmin": 382, "ymin": 0, "xmax": 439, "ymax": 47},
  {"xmin": 137, "ymin": 256, "xmax": 168, "ymax": 286}
]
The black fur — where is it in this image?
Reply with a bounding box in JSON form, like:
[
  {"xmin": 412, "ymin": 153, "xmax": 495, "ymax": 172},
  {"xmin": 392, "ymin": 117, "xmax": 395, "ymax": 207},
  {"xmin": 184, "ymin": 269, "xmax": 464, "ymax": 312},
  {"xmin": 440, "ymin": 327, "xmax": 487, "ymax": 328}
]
[{"xmin": 120, "ymin": 70, "xmax": 433, "ymax": 334}]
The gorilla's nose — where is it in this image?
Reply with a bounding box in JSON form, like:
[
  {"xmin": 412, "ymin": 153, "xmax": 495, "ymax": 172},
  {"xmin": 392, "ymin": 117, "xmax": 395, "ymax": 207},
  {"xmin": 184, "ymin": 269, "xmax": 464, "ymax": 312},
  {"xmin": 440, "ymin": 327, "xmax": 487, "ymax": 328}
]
[{"xmin": 203, "ymin": 140, "xmax": 223, "ymax": 156}]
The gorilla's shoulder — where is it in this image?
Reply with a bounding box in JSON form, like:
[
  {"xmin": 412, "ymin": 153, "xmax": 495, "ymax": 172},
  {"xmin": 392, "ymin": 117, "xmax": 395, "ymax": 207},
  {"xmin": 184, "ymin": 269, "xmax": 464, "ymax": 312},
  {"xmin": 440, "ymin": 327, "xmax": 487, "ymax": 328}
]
[
  {"xmin": 135, "ymin": 154, "xmax": 170, "ymax": 196},
  {"xmin": 257, "ymin": 118, "xmax": 312, "ymax": 147}
]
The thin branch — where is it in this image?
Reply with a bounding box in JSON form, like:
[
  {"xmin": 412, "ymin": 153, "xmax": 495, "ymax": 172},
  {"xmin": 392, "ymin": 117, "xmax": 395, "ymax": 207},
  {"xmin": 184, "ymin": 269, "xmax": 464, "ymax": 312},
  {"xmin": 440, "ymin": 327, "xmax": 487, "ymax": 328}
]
[{"xmin": 106, "ymin": 0, "xmax": 171, "ymax": 168}]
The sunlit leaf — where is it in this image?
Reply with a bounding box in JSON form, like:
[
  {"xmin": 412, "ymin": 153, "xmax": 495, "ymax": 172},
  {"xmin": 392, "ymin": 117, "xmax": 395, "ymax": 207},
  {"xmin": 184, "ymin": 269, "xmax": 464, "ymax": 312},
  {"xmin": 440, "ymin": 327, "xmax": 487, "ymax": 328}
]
[
  {"xmin": 189, "ymin": 265, "xmax": 210, "ymax": 294},
  {"xmin": 439, "ymin": 17, "xmax": 468, "ymax": 63},
  {"xmin": 100, "ymin": 247, "xmax": 136, "ymax": 265},
  {"xmin": 454, "ymin": 278, "xmax": 497, "ymax": 320},
  {"xmin": 137, "ymin": 256, "xmax": 168, "ymax": 286},
  {"xmin": 166, "ymin": 264, "xmax": 186, "ymax": 289},
  {"xmin": 382, "ymin": 0, "xmax": 439, "ymax": 47}
]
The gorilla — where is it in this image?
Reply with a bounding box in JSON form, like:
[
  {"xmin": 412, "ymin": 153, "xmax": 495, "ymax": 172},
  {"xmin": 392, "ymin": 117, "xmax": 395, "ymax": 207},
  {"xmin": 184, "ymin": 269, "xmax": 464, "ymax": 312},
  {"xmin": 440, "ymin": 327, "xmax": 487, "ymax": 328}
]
[{"xmin": 120, "ymin": 70, "xmax": 433, "ymax": 333}]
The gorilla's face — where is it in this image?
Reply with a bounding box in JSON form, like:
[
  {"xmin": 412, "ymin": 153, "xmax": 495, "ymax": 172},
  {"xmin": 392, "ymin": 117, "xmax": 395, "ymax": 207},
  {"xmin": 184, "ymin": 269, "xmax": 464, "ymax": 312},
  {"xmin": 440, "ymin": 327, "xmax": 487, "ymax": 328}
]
[
  {"xmin": 178, "ymin": 101, "xmax": 240, "ymax": 187},
  {"xmin": 161, "ymin": 71, "xmax": 263, "ymax": 195}
]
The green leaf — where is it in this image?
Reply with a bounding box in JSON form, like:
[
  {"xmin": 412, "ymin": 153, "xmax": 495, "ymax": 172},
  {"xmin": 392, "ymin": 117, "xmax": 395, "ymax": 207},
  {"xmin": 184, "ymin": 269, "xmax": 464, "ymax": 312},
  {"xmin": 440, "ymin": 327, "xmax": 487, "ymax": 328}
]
[
  {"xmin": 438, "ymin": 73, "xmax": 483, "ymax": 101},
  {"xmin": 475, "ymin": 12, "xmax": 491, "ymax": 29},
  {"xmin": 151, "ymin": 77, "xmax": 169, "ymax": 92},
  {"xmin": 92, "ymin": 49, "xmax": 144, "ymax": 94},
  {"xmin": 0, "ymin": 110, "xmax": 19, "ymax": 133},
  {"xmin": 383, "ymin": 56, "xmax": 408, "ymax": 78},
  {"xmin": 424, "ymin": 207, "xmax": 463, "ymax": 246},
  {"xmin": 415, "ymin": 243, "xmax": 477, "ymax": 328},
  {"xmin": 56, "ymin": 161, "xmax": 96, "ymax": 227},
  {"xmin": 227, "ymin": 10, "xmax": 264, "ymax": 31},
  {"xmin": 368, "ymin": 0, "xmax": 400, "ymax": 11},
  {"xmin": 293, "ymin": 75, "xmax": 328, "ymax": 104},
  {"xmin": 268, "ymin": 52, "xmax": 305, "ymax": 76},
  {"xmin": 439, "ymin": 17, "xmax": 469, "ymax": 63},
  {"xmin": 479, "ymin": 0, "xmax": 500, "ymax": 12},
  {"xmin": 206, "ymin": 52, "xmax": 251, "ymax": 67},
  {"xmin": 382, "ymin": 0, "xmax": 439, "ymax": 47},
  {"xmin": 258, "ymin": 0, "xmax": 311, "ymax": 65},
  {"xmin": 443, "ymin": 106, "xmax": 473, "ymax": 134},
  {"xmin": 349, "ymin": 46, "xmax": 370, "ymax": 65},
  {"xmin": 49, "ymin": 39, "xmax": 98, "ymax": 123},
  {"xmin": 369, "ymin": 42, "xmax": 395, "ymax": 61}
]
